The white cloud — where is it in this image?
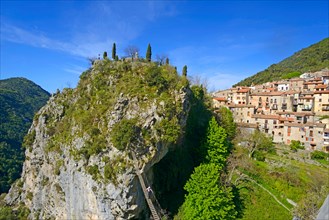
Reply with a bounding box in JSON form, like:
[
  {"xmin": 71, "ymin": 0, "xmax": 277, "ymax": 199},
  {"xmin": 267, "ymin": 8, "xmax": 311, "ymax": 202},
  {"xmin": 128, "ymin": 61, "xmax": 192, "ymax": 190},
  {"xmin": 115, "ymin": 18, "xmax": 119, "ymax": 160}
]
[
  {"xmin": 0, "ymin": 1, "xmax": 175, "ymax": 58},
  {"xmin": 64, "ymin": 64, "xmax": 87, "ymax": 75}
]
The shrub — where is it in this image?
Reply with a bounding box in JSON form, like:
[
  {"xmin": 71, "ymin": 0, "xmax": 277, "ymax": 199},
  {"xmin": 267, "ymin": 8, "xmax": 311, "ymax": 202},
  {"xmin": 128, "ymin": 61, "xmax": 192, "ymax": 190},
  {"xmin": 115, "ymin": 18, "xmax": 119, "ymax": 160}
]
[
  {"xmin": 253, "ymin": 150, "xmax": 266, "ymax": 161},
  {"xmin": 54, "ymin": 159, "xmax": 64, "ymax": 175},
  {"xmin": 311, "ymin": 150, "xmax": 329, "ymax": 160},
  {"xmin": 154, "ymin": 118, "xmax": 180, "ymax": 144},
  {"xmin": 111, "ymin": 118, "xmax": 139, "ymax": 150},
  {"xmin": 22, "ymin": 130, "xmax": 36, "ymax": 150},
  {"xmin": 144, "ymin": 65, "xmax": 168, "ymax": 93},
  {"xmin": 86, "ymin": 165, "xmax": 100, "ymax": 181},
  {"xmin": 290, "ymin": 140, "xmax": 304, "ymax": 152}
]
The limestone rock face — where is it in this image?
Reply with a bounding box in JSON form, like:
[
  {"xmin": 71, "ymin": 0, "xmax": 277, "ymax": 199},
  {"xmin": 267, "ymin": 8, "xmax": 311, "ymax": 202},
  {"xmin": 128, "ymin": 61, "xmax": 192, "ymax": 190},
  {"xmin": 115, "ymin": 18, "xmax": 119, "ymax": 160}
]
[{"xmin": 5, "ymin": 60, "xmax": 191, "ymax": 219}]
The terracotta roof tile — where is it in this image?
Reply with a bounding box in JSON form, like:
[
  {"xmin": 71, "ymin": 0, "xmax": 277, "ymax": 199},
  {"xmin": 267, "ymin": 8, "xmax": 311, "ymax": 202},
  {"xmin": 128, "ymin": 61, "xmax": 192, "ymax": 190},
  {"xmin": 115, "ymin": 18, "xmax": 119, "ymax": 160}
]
[
  {"xmin": 213, "ymin": 97, "xmax": 227, "ymax": 101},
  {"xmin": 314, "ymin": 91, "xmax": 329, "ymax": 94},
  {"xmin": 315, "ymin": 84, "xmax": 327, "ymax": 89},
  {"xmin": 251, "ymin": 114, "xmax": 280, "ymax": 119},
  {"xmin": 237, "ymin": 89, "xmax": 250, "ymax": 93}
]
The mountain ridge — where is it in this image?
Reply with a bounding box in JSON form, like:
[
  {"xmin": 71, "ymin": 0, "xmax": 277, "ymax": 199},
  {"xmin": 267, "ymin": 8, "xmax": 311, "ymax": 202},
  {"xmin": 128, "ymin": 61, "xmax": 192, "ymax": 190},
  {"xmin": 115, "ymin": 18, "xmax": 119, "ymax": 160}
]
[
  {"xmin": 0, "ymin": 77, "xmax": 50, "ymax": 193},
  {"xmin": 234, "ymin": 38, "xmax": 329, "ymax": 86}
]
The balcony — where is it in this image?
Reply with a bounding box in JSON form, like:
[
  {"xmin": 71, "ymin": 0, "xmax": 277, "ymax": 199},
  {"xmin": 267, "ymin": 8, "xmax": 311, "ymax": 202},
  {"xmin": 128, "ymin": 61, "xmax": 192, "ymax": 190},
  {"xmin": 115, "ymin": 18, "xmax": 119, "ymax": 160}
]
[
  {"xmin": 322, "ymin": 106, "xmax": 329, "ymax": 111},
  {"xmin": 302, "ymin": 105, "xmax": 312, "ymax": 111},
  {"xmin": 281, "ymin": 103, "xmax": 287, "ymax": 110},
  {"xmin": 271, "ymin": 104, "xmax": 278, "ymax": 110}
]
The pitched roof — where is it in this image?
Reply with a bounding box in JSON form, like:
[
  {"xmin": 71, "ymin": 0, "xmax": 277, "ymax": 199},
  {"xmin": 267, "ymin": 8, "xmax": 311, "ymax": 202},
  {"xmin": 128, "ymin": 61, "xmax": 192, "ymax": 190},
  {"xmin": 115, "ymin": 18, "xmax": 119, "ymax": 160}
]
[
  {"xmin": 237, "ymin": 88, "xmax": 250, "ymax": 93},
  {"xmin": 314, "ymin": 90, "xmax": 329, "ymax": 94},
  {"xmin": 228, "ymin": 104, "xmax": 255, "ymax": 108},
  {"xmin": 284, "ymin": 122, "xmax": 326, "ymax": 128},
  {"xmin": 315, "ymin": 84, "xmax": 327, "ymax": 89},
  {"xmin": 251, "ymin": 91, "xmax": 284, "ymax": 96},
  {"xmin": 213, "ymin": 97, "xmax": 227, "ymax": 101},
  {"xmin": 251, "ymin": 114, "xmax": 280, "ymax": 119}
]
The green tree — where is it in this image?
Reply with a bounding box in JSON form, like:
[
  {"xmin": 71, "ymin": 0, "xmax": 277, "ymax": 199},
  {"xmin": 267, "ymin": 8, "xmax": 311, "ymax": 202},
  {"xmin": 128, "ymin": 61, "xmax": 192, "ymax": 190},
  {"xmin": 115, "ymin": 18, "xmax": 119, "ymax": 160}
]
[
  {"xmin": 103, "ymin": 51, "xmax": 108, "ymax": 59},
  {"xmin": 0, "ymin": 77, "xmax": 50, "ymax": 193},
  {"xmin": 180, "ymin": 163, "xmax": 237, "ymax": 220},
  {"xmin": 111, "ymin": 118, "xmax": 138, "ymax": 150},
  {"xmin": 290, "ymin": 140, "xmax": 304, "ymax": 152},
  {"xmin": 182, "ymin": 65, "xmax": 187, "ymax": 77},
  {"xmin": 146, "ymin": 43, "xmax": 152, "ymax": 62},
  {"xmin": 202, "ymin": 117, "xmax": 229, "ymax": 168},
  {"xmin": 112, "ymin": 43, "xmax": 116, "ymax": 60},
  {"xmin": 216, "ymin": 107, "xmax": 236, "ymax": 140},
  {"xmin": 166, "ymin": 57, "xmax": 169, "ymax": 65},
  {"xmin": 239, "ymin": 129, "xmax": 274, "ymax": 158}
]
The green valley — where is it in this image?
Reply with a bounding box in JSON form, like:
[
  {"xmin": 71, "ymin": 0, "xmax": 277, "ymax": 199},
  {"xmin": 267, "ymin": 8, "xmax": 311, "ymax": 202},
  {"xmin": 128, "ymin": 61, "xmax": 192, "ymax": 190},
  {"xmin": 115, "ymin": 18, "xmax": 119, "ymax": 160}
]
[{"xmin": 0, "ymin": 77, "xmax": 50, "ymax": 193}]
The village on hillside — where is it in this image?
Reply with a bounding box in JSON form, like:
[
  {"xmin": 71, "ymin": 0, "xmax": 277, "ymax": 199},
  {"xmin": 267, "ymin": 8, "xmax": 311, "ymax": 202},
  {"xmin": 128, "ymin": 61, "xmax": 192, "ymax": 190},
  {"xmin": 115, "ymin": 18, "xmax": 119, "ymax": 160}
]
[{"xmin": 213, "ymin": 69, "xmax": 329, "ymax": 152}]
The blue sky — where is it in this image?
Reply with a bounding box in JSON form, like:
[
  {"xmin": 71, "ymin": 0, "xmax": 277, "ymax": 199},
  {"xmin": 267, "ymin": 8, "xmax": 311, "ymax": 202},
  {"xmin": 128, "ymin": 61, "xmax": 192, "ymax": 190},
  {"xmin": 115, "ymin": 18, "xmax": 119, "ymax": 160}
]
[{"xmin": 1, "ymin": 1, "xmax": 328, "ymax": 93}]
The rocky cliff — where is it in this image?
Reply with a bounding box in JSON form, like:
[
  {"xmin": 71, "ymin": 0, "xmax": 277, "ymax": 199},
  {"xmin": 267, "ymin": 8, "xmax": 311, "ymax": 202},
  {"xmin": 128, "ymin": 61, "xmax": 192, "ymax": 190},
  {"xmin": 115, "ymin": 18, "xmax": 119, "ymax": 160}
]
[{"xmin": 4, "ymin": 60, "xmax": 191, "ymax": 219}]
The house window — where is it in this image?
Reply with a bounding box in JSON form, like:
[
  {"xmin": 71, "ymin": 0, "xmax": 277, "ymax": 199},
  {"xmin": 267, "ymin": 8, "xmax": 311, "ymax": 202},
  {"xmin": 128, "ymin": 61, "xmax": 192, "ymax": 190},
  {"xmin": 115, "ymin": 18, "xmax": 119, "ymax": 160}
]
[
  {"xmin": 319, "ymin": 99, "xmax": 322, "ymax": 102},
  {"xmin": 310, "ymin": 130, "xmax": 313, "ymax": 137}
]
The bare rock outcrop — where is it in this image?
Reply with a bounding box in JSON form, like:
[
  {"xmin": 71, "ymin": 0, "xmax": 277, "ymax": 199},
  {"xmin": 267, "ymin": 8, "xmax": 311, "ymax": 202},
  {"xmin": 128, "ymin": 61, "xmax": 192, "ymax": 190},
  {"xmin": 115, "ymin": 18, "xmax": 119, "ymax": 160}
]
[{"xmin": 5, "ymin": 60, "xmax": 191, "ymax": 219}]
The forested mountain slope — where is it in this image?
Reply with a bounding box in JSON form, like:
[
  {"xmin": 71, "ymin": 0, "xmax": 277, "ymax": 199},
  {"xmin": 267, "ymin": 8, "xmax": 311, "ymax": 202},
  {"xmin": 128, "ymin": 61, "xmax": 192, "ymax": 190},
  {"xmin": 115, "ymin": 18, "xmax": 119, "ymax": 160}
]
[
  {"xmin": 0, "ymin": 77, "xmax": 50, "ymax": 193},
  {"xmin": 234, "ymin": 38, "xmax": 329, "ymax": 86}
]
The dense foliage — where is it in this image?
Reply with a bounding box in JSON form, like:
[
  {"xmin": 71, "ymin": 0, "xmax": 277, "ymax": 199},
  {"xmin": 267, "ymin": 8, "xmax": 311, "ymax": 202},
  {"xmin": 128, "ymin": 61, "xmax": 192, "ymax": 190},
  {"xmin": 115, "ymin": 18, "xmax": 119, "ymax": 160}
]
[
  {"xmin": 235, "ymin": 38, "xmax": 329, "ymax": 86},
  {"xmin": 202, "ymin": 117, "xmax": 229, "ymax": 168},
  {"xmin": 111, "ymin": 118, "xmax": 138, "ymax": 150},
  {"xmin": 215, "ymin": 107, "xmax": 236, "ymax": 140},
  {"xmin": 289, "ymin": 140, "xmax": 304, "ymax": 152},
  {"xmin": 176, "ymin": 117, "xmax": 237, "ymax": 219},
  {"xmin": 181, "ymin": 163, "xmax": 236, "ymax": 220},
  {"xmin": 0, "ymin": 77, "xmax": 50, "ymax": 193},
  {"xmin": 152, "ymin": 85, "xmax": 212, "ymax": 214}
]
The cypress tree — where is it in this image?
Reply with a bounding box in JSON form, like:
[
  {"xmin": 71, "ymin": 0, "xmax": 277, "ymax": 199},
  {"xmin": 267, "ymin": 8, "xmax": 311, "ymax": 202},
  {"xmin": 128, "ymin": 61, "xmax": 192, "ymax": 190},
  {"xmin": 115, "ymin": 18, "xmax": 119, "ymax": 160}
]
[
  {"xmin": 166, "ymin": 58, "xmax": 169, "ymax": 65},
  {"xmin": 146, "ymin": 43, "xmax": 152, "ymax": 62},
  {"xmin": 112, "ymin": 43, "xmax": 116, "ymax": 60},
  {"xmin": 103, "ymin": 51, "xmax": 108, "ymax": 59},
  {"xmin": 182, "ymin": 65, "xmax": 187, "ymax": 77}
]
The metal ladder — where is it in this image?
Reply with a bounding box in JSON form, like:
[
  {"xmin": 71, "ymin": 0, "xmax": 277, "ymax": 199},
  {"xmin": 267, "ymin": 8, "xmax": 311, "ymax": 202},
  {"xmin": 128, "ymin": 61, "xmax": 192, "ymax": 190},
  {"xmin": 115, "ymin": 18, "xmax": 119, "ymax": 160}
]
[{"xmin": 131, "ymin": 152, "xmax": 160, "ymax": 220}]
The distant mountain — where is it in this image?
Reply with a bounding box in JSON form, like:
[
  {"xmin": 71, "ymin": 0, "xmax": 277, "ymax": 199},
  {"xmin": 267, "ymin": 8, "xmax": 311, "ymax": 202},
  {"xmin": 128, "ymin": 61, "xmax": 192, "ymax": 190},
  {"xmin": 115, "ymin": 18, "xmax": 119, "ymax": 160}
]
[
  {"xmin": 234, "ymin": 38, "xmax": 329, "ymax": 87},
  {"xmin": 0, "ymin": 77, "xmax": 50, "ymax": 193}
]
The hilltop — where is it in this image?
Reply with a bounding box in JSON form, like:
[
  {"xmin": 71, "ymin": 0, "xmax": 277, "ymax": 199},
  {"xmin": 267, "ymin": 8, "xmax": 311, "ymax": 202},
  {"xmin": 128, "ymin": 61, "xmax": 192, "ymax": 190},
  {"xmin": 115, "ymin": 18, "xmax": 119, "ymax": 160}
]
[
  {"xmin": 234, "ymin": 38, "xmax": 329, "ymax": 86},
  {"xmin": 0, "ymin": 77, "xmax": 50, "ymax": 193},
  {"xmin": 2, "ymin": 59, "xmax": 196, "ymax": 219}
]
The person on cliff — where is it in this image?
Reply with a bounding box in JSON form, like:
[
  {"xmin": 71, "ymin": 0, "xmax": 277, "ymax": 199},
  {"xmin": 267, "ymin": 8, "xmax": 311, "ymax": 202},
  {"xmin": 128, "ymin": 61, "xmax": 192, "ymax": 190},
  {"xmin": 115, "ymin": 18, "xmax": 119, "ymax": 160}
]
[{"xmin": 146, "ymin": 186, "xmax": 153, "ymax": 199}]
